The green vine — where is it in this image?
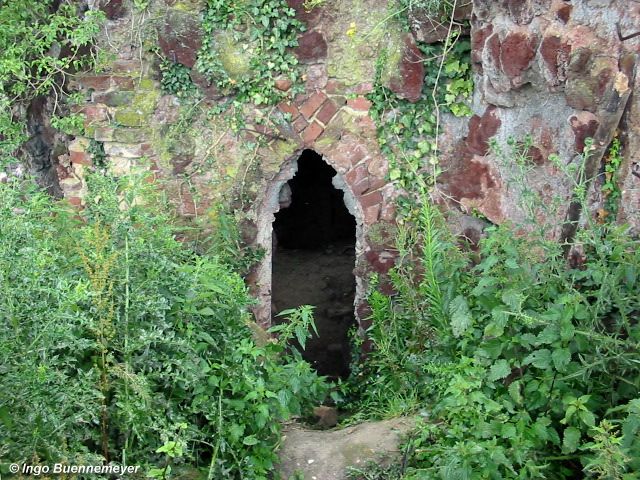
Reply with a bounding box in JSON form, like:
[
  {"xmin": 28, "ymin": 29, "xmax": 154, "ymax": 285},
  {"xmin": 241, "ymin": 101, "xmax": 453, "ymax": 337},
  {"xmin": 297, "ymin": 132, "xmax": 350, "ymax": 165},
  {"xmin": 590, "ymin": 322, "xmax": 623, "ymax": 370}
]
[
  {"xmin": 159, "ymin": 59, "xmax": 199, "ymax": 100},
  {"xmin": 368, "ymin": 30, "xmax": 473, "ymax": 197},
  {"xmin": 600, "ymin": 136, "xmax": 623, "ymax": 222},
  {"xmin": 195, "ymin": 0, "xmax": 305, "ymax": 107},
  {"xmin": 0, "ymin": 1, "xmax": 104, "ymax": 166}
]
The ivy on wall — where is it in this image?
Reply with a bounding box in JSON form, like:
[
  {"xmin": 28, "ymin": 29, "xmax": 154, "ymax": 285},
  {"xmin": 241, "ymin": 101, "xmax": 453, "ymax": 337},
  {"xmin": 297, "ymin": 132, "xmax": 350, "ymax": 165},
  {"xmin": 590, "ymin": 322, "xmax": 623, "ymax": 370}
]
[
  {"xmin": 0, "ymin": 1, "xmax": 104, "ymax": 166},
  {"xmin": 195, "ymin": 0, "xmax": 305, "ymax": 106},
  {"xmin": 368, "ymin": 30, "xmax": 473, "ymax": 196}
]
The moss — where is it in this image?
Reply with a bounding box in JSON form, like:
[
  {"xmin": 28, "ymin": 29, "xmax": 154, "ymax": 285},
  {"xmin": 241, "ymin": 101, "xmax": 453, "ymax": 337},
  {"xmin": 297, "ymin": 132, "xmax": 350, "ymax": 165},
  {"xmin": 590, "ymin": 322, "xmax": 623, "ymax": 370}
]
[
  {"xmin": 261, "ymin": 139, "xmax": 297, "ymax": 172},
  {"xmin": 114, "ymin": 110, "xmax": 145, "ymax": 127},
  {"xmin": 137, "ymin": 78, "xmax": 156, "ymax": 91},
  {"xmin": 326, "ymin": 0, "xmax": 405, "ymax": 87},
  {"xmin": 113, "ymin": 128, "xmax": 149, "ymax": 143},
  {"xmin": 132, "ymin": 89, "xmax": 160, "ymax": 115},
  {"xmin": 171, "ymin": 0, "xmax": 206, "ymax": 11},
  {"xmin": 216, "ymin": 31, "xmax": 253, "ymax": 80}
]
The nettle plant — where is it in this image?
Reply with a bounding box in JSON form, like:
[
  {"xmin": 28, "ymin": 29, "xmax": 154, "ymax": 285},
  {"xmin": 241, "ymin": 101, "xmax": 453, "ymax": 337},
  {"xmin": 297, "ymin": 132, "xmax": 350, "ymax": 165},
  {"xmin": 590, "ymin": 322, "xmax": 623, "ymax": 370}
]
[
  {"xmin": 0, "ymin": 172, "xmax": 327, "ymax": 479},
  {"xmin": 350, "ymin": 137, "xmax": 640, "ymax": 478}
]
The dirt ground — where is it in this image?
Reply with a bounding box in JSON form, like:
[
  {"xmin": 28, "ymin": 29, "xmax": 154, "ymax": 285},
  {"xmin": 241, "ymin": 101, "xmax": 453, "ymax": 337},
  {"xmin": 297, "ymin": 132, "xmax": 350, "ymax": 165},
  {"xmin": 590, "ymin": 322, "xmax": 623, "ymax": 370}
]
[
  {"xmin": 272, "ymin": 240, "xmax": 356, "ymax": 378},
  {"xmin": 277, "ymin": 417, "xmax": 415, "ymax": 479}
]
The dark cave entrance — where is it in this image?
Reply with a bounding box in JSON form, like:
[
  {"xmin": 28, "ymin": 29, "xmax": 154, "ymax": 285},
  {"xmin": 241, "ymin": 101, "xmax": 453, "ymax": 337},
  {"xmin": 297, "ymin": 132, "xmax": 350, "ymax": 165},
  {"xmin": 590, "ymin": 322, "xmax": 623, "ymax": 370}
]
[{"xmin": 272, "ymin": 150, "xmax": 357, "ymax": 379}]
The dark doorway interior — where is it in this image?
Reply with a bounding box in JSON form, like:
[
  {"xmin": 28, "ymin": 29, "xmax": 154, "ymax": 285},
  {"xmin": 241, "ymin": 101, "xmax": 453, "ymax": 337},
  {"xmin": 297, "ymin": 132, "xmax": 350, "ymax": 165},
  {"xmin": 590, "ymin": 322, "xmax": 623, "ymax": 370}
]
[{"xmin": 272, "ymin": 150, "xmax": 356, "ymax": 378}]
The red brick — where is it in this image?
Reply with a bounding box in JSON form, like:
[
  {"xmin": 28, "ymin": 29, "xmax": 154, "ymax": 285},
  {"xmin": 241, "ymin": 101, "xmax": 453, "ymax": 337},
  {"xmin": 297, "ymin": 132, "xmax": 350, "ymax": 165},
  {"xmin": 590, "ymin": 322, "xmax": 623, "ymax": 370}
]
[
  {"xmin": 77, "ymin": 75, "xmax": 112, "ymax": 91},
  {"xmin": 326, "ymin": 80, "xmax": 343, "ymax": 94},
  {"xmin": 68, "ymin": 196, "xmax": 83, "ymax": 207},
  {"xmin": 69, "ymin": 151, "xmax": 92, "ymax": 166},
  {"xmin": 360, "ymin": 190, "xmax": 382, "ymax": 209},
  {"xmin": 380, "ymin": 202, "xmax": 397, "ymax": 221},
  {"xmin": 293, "ymin": 115, "xmax": 308, "ymax": 133},
  {"xmin": 77, "ymin": 75, "xmax": 134, "ymax": 91},
  {"xmin": 315, "ymin": 99, "xmax": 339, "ymax": 125},
  {"xmin": 111, "ymin": 76, "xmax": 136, "ymax": 90},
  {"xmin": 302, "ymin": 121, "xmax": 324, "ymax": 144},
  {"xmin": 352, "ymin": 82, "xmax": 374, "ymax": 94},
  {"xmin": 346, "ymin": 164, "xmax": 370, "ymax": 195},
  {"xmin": 275, "ymin": 78, "xmax": 293, "ymax": 91},
  {"xmin": 364, "ymin": 204, "xmax": 381, "ymax": 224},
  {"xmin": 278, "ymin": 101, "xmax": 299, "ymax": 117},
  {"xmin": 80, "ymin": 105, "xmax": 109, "ymax": 123},
  {"xmin": 299, "ymin": 91, "xmax": 328, "ymax": 119},
  {"xmin": 347, "ymin": 97, "xmax": 372, "ymax": 111},
  {"xmin": 365, "ymin": 176, "xmax": 386, "ymax": 193}
]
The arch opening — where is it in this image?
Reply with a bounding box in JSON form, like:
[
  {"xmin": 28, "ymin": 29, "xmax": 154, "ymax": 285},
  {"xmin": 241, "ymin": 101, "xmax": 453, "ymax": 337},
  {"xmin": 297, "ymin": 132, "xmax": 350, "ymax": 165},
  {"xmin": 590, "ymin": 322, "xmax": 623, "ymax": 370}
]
[{"xmin": 272, "ymin": 149, "xmax": 356, "ymax": 378}]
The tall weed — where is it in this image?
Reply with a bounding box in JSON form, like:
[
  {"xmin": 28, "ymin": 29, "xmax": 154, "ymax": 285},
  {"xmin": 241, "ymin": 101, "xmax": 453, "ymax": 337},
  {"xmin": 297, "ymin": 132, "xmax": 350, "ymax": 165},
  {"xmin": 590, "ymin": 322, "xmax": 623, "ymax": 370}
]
[
  {"xmin": 0, "ymin": 173, "xmax": 326, "ymax": 479},
  {"xmin": 349, "ymin": 142, "xmax": 640, "ymax": 478}
]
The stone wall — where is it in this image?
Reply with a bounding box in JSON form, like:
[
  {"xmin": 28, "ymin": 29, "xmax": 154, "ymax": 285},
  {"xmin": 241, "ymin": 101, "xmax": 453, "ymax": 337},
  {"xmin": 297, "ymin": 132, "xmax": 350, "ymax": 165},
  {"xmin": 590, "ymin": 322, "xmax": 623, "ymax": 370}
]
[
  {"xmin": 56, "ymin": 0, "xmax": 640, "ymax": 327},
  {"xmin": 438, "ymin": 0, "xmax": 639, "ymax": 236}
]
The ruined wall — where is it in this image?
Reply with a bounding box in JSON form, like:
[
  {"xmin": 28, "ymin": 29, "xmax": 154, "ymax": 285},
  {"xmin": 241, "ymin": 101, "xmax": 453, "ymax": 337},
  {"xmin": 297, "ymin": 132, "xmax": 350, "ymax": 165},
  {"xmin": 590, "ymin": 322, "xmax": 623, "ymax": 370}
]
[
  {"xmin": 56, "ymin": 0, "xmax": 639, "ymax": 327},
  {"xmin": 438, "ymin": 0, "xmax": 639, "ymax": 236}
]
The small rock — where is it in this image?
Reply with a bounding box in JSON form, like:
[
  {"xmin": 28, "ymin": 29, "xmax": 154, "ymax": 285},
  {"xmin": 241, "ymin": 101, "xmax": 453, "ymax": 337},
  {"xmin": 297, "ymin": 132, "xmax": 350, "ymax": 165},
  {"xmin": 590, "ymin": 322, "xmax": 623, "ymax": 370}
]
[{"xmin": 313, "ymin": 405, "xmax": 338, "ymax": 429}]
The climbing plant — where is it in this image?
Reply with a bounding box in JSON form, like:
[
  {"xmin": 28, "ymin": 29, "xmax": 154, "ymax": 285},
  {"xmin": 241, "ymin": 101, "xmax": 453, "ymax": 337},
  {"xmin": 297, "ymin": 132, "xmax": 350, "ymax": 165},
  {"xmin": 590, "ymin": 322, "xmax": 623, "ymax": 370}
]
[
  {"xmin": 0, "ymin": 0, "xmax": 104, "ymax": 165},
  {"xmin": 368, "ymin": 30, "xmax": 473, "ymax": 196},
  {"xmin": 196, "ymin": 0, "xmax": 304, "ymax": 107}
]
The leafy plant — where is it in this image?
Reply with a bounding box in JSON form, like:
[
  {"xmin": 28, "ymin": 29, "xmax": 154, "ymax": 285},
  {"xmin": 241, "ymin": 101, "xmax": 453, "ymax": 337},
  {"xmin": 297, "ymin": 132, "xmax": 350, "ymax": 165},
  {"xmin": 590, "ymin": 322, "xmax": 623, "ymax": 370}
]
[
  {"xmin": 159, "ymin": 59, "xmax": 199, "ymax": 100},
  {"xmin": 346, "ymin": 139, "xmax": 640, "ymax": 478},
  {"xmin": 600, "ymin": 136, "xmax": 624, "ymax": 221},
  {"xmin": 195, "ymin": 0, "xmax": 304, "ymax": 107},
  {"xmin": 368, "ymin": 30, "xmax": 473, "ymax": 193},
  {"xmin": 50, "ymin": 112, "xmax": 85, "ymax": 136},
  {"xmin": 0, "ymin": 172, "xmax": 327, "ymax": 479},
  {"xmin": 0, "ymin": 1, "xmax": 104, "ymax": 166}
]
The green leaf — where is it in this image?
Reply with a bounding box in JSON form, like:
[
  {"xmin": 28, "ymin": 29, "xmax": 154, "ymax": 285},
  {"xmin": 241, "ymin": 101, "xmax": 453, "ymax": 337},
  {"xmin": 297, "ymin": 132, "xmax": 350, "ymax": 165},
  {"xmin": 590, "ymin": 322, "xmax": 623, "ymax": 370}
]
[
  {"xmin": 559, "ymin": 318, "xmax": 575, "ymax": 341},
  {"xmin": 578, "ymin": 409, "xmax": 596, "ymax": 428},
  {"xmin": 523, "ymin": 349, "xmax": 551, "ymax": 369},
  {"xmin": 552, "ymin": 348, "xmax": 571, "ymax": 372},
  {"xmin": 488, "ymin": 359, "xmax": 511, "ymax": 382},
  {"xmin": 243, "ymin": 435, "xmax": 259, "ymax": 446},
  {"xmin": 508, "ymin": 380, "xmax": 523, "ymax": 405},
  {"xmin": 501, "ymin": 423, "xmax": 516, "ymax": 439},
  {"xmin": 450, "ymin": 295, "xmax": 472, "ymax": 338},
  {"xmin": 199, "ymin": 306, "xmax": 215, "ymax": 316},
  {"xmin": 562, "ymin": 427, "xmax": 581, "ymax": 453}
]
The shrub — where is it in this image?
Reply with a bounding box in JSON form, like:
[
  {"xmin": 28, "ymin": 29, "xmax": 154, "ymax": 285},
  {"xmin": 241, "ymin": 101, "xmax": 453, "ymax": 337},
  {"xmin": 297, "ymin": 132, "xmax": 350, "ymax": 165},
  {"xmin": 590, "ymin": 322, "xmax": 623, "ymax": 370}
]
[
  {"xmin": 0, "ymin": 173, "xmax": 326, "ymax": 479},
  {"xmin": 349, "ymin": 145, "xmax": 640, "ymax": 478}
]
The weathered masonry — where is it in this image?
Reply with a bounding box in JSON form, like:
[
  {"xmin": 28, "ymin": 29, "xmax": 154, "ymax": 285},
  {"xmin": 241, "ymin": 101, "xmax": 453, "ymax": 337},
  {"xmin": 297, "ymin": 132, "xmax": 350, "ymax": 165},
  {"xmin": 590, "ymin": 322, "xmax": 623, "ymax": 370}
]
[{"xmin": 39, "ymin": 0, "xmax": 638, "ymax": 343}]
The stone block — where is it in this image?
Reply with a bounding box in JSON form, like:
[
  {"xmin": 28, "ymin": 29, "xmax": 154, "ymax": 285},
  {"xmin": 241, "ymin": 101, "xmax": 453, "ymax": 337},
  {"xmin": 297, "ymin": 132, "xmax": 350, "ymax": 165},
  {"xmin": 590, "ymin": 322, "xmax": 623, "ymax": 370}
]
[
  {"xmin": 68, "ymin": 138, "xmax": 90, "ymax": 153},
  {"xmin": 94, "ymin": 127, "xmax": 115, "ymax": 142},
  {"xmin": 115, "ymin": 109, "xmax": 145, "ymax": 127},
  {"xmin": 92, "ymin": 90, "xmax": 135, "ymax": 107},
  {"xmin": 158, "ymin": 9, "xmax": 203, "ymax": 68},
  {"xmin": 388, "ymin": 34, "xmax": 424, "ymax": 103},
  {"xmin": 70, "ymin": 150, "xmax": 92, "ymax": 166},
  {"xmin": 104, "ymin": 142, "xmax": 148, "ymax": 158},
  {"xmin": 113, "ymin": 128, "xmax": 148, "ymax": 143},
  {"xmin": 295, "ymin": 30, "xmax": 327, "ymax": 63},
  {"xmin": 346, "ymin": 97, "xmax": 372, "ymax": 111}
]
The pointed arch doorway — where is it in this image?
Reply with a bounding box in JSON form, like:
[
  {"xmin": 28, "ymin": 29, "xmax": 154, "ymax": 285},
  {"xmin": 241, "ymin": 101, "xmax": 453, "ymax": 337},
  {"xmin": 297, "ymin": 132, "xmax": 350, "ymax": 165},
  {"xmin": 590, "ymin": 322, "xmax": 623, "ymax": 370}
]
[{"xmin": 271, "ymin": 149, "xmax": 357, "ymax": 378}]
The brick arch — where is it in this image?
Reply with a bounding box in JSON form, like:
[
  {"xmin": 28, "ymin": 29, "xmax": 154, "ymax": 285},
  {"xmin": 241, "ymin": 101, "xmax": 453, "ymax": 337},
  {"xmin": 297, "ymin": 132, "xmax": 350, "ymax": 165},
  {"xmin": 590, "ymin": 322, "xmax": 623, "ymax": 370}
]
[{"xmin": 251, "ymin": 147, "xmax": 365, "ymax": 328}]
